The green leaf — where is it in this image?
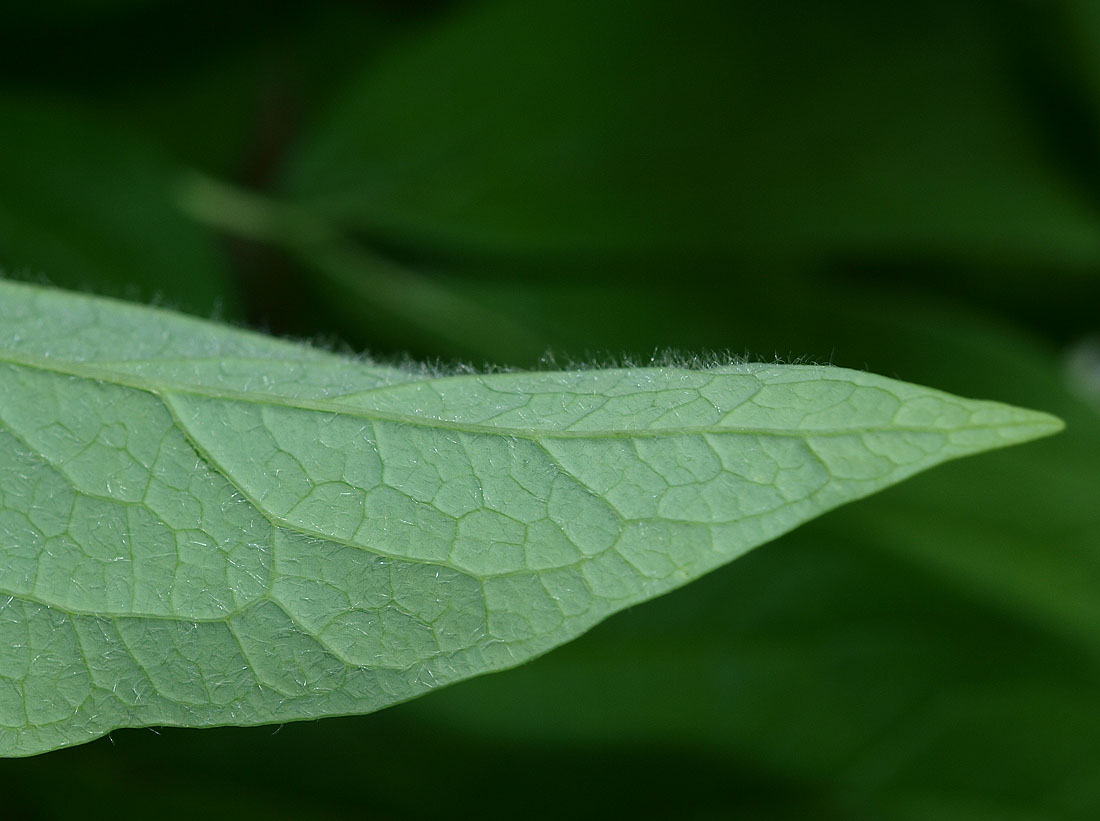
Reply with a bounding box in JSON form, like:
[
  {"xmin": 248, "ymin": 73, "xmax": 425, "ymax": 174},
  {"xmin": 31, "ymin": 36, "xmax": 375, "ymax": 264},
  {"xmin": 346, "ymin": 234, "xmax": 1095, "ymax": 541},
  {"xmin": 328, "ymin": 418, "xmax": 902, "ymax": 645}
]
[
  {"xmin": 281, "ymin": 0, "xmax": 1100, "ymax": 268},
  {"xmin": 0, "ymin": 279, "xmax": 1061, "ymax": 756},
  {"xmin": 0, "ymin": 97, "xmax": 237, "ymax": 317},
  {"xmin": 388, "ymin": 286, "xmax": 1100, "ymax": 819}
]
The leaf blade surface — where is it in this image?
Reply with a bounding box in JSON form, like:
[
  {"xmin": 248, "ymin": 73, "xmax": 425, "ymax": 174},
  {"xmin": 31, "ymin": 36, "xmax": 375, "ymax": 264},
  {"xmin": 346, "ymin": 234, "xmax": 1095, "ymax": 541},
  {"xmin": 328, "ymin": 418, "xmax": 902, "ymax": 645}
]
[{"xmin": 0, "ymin": 280, "xmax": 1062, "ymax": 755}]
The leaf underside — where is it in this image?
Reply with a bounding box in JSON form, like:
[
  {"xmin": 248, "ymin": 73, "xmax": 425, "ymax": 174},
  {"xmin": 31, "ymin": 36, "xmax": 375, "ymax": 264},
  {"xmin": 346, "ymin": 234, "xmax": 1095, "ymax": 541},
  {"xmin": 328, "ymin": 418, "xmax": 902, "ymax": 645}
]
[{"xmin": 0, "ymin": 279, "xmax": 1062, "ymax": 756}]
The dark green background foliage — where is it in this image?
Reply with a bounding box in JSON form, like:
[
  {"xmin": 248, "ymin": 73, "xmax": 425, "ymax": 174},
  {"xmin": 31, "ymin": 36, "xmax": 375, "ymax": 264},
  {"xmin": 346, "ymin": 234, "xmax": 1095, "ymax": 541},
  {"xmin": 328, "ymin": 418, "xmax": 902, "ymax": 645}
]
[{"xmin": 1, "ymin": 1, "xmax": 1098, "ymax": 817}]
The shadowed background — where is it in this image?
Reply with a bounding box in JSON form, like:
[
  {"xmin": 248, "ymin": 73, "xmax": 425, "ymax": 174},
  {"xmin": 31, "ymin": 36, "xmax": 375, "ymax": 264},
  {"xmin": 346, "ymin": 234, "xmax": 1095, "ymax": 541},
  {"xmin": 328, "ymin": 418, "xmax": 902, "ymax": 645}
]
[{"xmin": 1, "ymin": 1, "xmax": 1099, "ymax": 818}]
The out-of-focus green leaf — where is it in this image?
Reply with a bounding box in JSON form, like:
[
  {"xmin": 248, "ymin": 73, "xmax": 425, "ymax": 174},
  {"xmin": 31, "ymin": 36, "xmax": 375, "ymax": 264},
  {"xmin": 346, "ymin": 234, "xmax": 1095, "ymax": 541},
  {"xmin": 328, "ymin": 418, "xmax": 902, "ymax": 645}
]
[
  {"xmin": 0, "ymin": 98, "xmax": 237, "ymax": 315},
  {"xmin": 282, "ymin": 0, "xmax": 1100, "ymax": 268}
]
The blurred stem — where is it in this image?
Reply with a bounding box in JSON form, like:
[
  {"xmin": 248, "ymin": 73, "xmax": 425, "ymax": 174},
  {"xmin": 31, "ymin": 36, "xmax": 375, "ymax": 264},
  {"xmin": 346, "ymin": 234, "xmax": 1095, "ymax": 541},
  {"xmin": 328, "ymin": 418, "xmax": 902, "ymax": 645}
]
[
  {"xmin": 177, "ymin": 173, "xmax": 336, "ymax": 246},
  {"xmin": 177, "ymin": 173, "xmax": 545, "ymax": 360}
]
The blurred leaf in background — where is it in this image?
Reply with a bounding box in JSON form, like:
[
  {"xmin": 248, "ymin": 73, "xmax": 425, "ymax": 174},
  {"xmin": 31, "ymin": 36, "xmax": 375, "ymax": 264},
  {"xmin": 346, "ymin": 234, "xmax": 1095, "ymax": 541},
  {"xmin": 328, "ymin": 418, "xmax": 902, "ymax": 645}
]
[
  {"xmin": 0, "ymin": 0, "xmax": 1098, "ymax": 818},
  {"xmin": 0, "ymin": 97, "xmax": 237, "ymax": 315}
]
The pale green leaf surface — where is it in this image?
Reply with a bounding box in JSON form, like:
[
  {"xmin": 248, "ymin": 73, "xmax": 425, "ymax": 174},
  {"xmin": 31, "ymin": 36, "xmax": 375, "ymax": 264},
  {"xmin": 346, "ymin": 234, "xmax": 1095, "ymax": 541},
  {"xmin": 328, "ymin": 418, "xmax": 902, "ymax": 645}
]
[{"xmin": 0, "ymin": 280, "xmax": 1062, "ymax": 756}]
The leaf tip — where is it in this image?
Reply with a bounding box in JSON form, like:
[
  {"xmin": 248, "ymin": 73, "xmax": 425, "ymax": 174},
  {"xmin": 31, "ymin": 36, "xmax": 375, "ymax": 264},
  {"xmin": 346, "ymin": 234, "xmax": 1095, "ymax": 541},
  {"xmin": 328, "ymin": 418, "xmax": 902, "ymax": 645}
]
[
  {"xmin": 1020, "ymin": 409, "xmax": 1066, "ymax": 439},
  {"xmin": 980, "ymin": 405, "xmax": 1066, "ymax": 448}
]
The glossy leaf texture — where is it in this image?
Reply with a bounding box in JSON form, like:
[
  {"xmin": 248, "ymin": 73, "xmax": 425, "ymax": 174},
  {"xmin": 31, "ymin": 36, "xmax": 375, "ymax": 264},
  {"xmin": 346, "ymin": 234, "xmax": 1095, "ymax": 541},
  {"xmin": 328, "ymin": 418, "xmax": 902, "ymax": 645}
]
[{"xmin": 0, "ymin": 280, "xmax": 1062, "ymax": 756}]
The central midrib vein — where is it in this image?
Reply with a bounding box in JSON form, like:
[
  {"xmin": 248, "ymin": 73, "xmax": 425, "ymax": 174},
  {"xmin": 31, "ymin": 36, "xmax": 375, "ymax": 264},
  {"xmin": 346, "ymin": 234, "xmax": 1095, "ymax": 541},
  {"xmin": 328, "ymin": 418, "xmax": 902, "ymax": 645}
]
[{"xmin": 0, "ymin": 349, "xmax": 1042, "ymax": 442}]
